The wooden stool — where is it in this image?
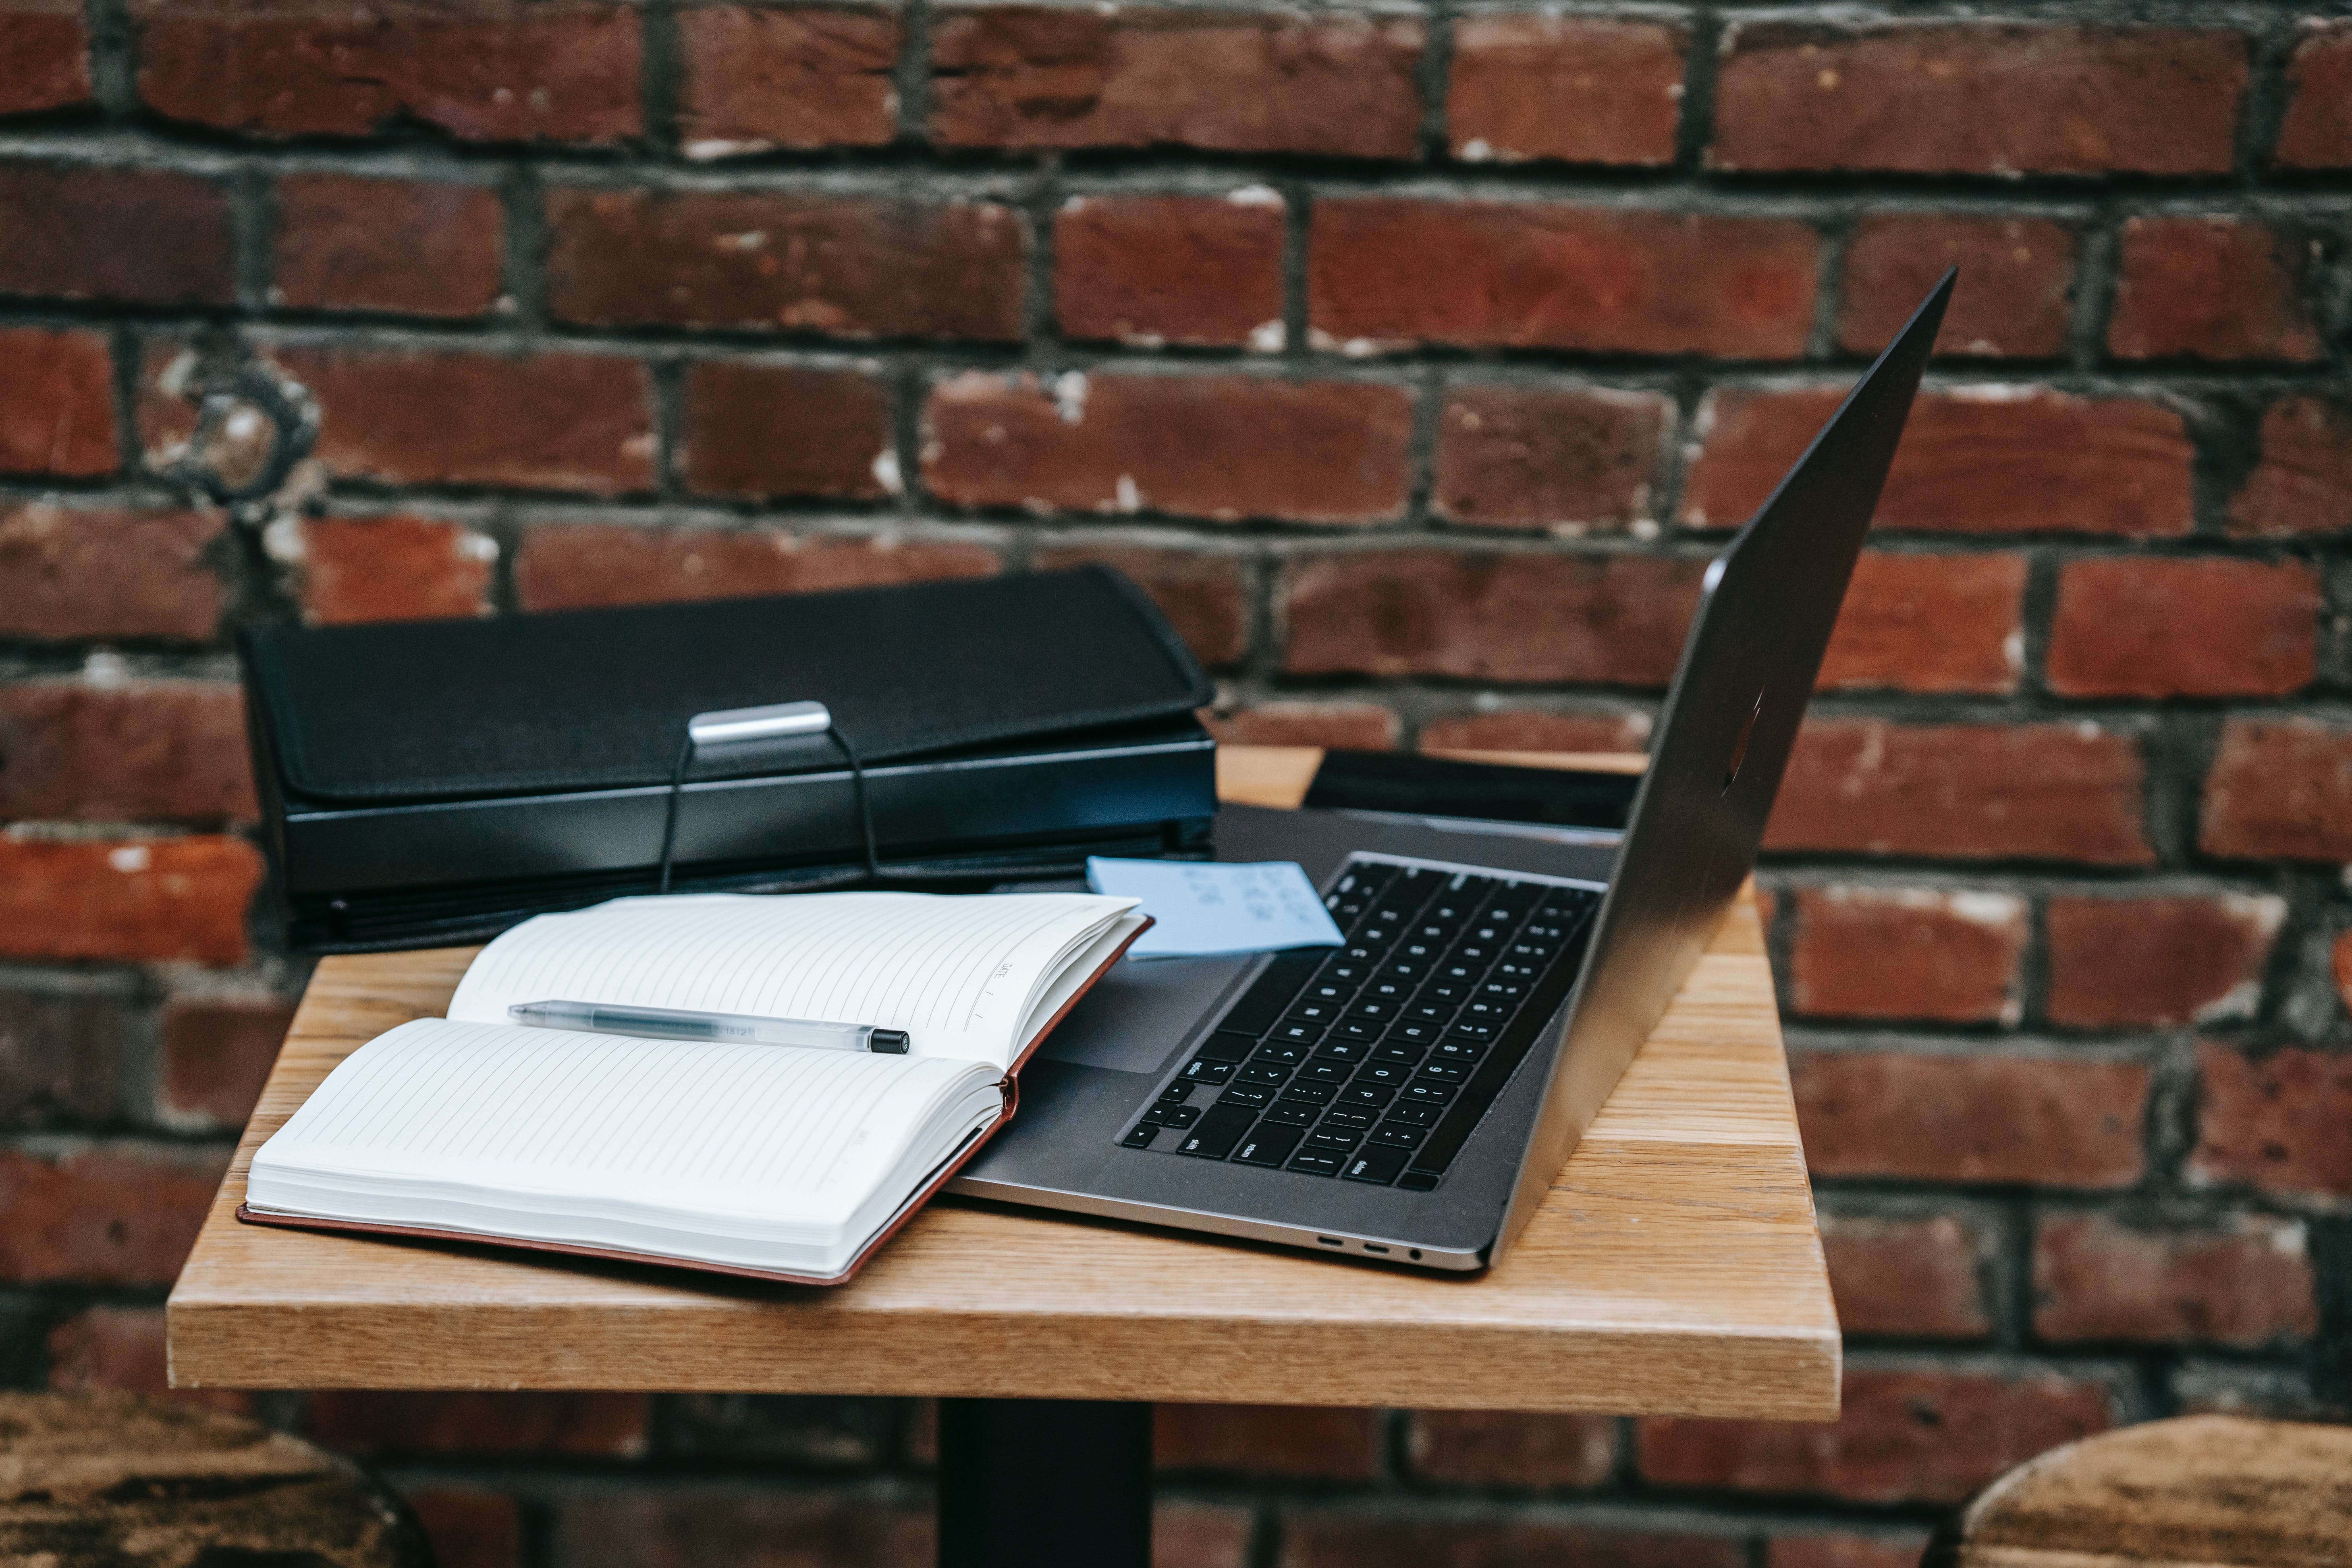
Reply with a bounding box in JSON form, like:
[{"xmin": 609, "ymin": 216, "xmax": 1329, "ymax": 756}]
[
  {"xmin": 0, "ymin": 1391, "xmax": 431, "ymax": 1568},
  {"xmin": 1926, "ymin": 1413, "xmax": 2352, "ymax": 1568}
]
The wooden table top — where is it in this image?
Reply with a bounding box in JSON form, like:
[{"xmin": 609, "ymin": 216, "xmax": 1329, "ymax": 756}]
[{"xmin": 167, "ymin": 746, "xmax": 1837, "ymax": 1420}]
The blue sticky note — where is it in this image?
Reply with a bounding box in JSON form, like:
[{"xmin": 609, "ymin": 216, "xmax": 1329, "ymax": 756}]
[{"xmin": 1085, "ymin": 858, "xmax": 1346, "ymax": 960}]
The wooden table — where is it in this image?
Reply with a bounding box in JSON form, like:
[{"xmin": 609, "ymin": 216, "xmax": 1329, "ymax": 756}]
[{"xmin": 168, "ymin": 746, "xmax": 1836, "ymax": 1564}]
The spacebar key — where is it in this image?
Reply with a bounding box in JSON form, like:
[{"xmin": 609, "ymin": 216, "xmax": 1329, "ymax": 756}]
[
  {"xmin": 1177, "ymin": 1105, "xmax": 1258, "ymax": 1159},
  {"xmin": 1212, "ymin": 950, "xmax": 1324, "ymax": 1037}
]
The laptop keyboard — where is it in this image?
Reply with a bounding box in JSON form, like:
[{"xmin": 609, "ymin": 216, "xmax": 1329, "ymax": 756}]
[{"xmin": 1118, "ymin": 856, "xmax": 1601, "ymax": 1190}]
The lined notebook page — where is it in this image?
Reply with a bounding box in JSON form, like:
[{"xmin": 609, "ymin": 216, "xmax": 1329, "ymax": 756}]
[
  {"xmin": 253, "ymin": 1018, "xmax": 995, "ymax": 1231},
  {"xmin": 446, "ymin": 893, "xmax": 1137, "ymax": 1069}
]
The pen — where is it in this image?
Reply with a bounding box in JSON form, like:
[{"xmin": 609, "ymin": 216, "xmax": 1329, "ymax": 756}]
[{"xmin": 507, "ymin": 1001, "xmax": 911, "ymax": 1054}]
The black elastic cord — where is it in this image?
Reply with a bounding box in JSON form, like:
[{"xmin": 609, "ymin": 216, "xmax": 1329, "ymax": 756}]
[
  {"xmin": 829, "ymin": 725, "xmax": 886, "ymax": 883},
  {"xmin": 655, "ymin": 731, "xmax": 697, "ymax": 895},
  {"xmin": 655, "ymin": 721, "xmax": 885, "ymax": 896}
]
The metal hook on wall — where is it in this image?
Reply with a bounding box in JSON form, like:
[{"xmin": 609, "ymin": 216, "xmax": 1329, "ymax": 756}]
[{"xmin": 161, "ymin": 356, "xmax": 322, "ymax": 521}]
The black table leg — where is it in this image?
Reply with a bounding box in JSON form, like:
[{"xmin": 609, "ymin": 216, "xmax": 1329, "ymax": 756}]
[{"xmin": 937, "ymin": 1398, "xmax": 1151, "ymax": 1568}]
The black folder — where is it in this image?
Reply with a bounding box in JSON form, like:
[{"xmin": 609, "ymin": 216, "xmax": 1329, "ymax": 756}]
[{"xmin": 241, "ymin": 567, "xmax": 1219, "ymax": 951}]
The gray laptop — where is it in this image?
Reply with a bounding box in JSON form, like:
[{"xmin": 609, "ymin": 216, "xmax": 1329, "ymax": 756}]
[{"xmin": 954, "ymin": 273, "xmax": 1954, "ymax": 1273}]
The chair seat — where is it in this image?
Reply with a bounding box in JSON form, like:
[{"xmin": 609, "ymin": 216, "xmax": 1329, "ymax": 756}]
[
  {"xmin": 1929, "ymin": 1413, "xmax": 2352, "ymax": 1568},
  {"xmin": 0, "ymin": 1391, "xmax": 430, "ymax": 1568}
]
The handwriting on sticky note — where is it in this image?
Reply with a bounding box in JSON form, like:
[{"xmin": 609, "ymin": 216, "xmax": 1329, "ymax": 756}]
[{"xmin": 1084, "ymin": 858, "xmax": 1344, "ymax": 960}]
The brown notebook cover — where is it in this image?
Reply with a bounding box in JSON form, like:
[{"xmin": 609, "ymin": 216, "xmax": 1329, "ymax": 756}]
[{"xmin": 236, "ymin": 914, "xmax": 1152, "ymax": 1287}]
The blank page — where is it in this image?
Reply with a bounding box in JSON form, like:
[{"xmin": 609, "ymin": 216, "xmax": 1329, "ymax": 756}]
[
  {"xmin": 250, "ymin": 1018, "xmax": 1001, "ymax": 1252},
  {"xmin": 446, "ymin": 892, "xmax": 1138, "ymax": 1069}
]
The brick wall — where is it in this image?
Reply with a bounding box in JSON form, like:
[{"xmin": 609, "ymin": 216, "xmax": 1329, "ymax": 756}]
[{"xmin": 1, "ymin": 0, "xmax": 2347, "ymax": 1563}]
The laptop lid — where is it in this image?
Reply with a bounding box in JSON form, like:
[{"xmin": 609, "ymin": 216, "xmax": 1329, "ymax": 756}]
[{"xmin": 1492, "ymin": 272, "xmax": 1956, "ymax": 1257}]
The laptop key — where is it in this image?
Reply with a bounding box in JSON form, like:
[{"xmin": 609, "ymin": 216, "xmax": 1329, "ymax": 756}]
[
  {"xmin": 1316, "ymin": 1037, "xmax": 1370, "ymax": 1061},
  {"xmin": 1288, "ymin": 1001, "xmax": 1340, "ymax": 1026},
  {"xmin": 1343, "ymin": 1144, "xmax": 1409, "ymax": 1185},
  {"xmin": 1219, "ymin": 1083, "xmax": 1273, "ymax": 1108},
  {"xmin": 1270, "ymin": 1021, "xmax": 1324, "ymax": 1048},
  {"xmin": 1237, "ymin": 1062, "xmax": 1291, "ymax": 1086},
  {"xmin": 1339, "ymin": 1083, "xmax": 1395, "ymax": 1108},
  {"xmin": 1396, "ymin": 1171, "xmax": 1441, "ymax": 1192},
  {"xmin": 1399, "ymin": 1080, "xmax": 1456, "ymax": 1105},
  {"xmin": 1262, "ymin": 1099, "xmax": 1318, "ymax": 1126},
  {"xmin": 1447, "ymin": 1020, "xmax": 1500, "ymax": 1044},
  {"xmin": 1180, "ymin": 1058, "xmax": 1235, "ymax": 1084},
  {"xmin": 1430, "ymin": 1038, "xmax": 1485, "ymax": 1064},
  {"xmin": 1387, "ymin": 1021, "xmax": 1443, "ymax": 1049},
  {"xmin": 1418, "ymin": 1060, "xmax": 1470, "ymax": 1085},
  {"xmin": 1158, "ymin": 1082, "xmax": 1193, "ymax": 1102},
  {"xmin": 1142, "ymin": 1103, "xmax": 1201, "ymax": 1127},
  {"xmin": 1321, "ymin": 1106, "xmax": 1378, "ymax": 1131},
  {"xmin": 1297, "ymin": 1059, "xmax": 1352, "ymax": 1085},
  {"xmin": 1281, "ymin": 1080, "xmax": 1337, "ymax": 1105},
  {"xmin": 1354, "ymin": 1061, "xmax": 1411, "ymax": 1089},
  {"xmin": 1388, "ymin": 1100, "xmax": 1441, "ymax": 1126},
  {"xmin": 1287, "ymin": 1150, "xmax": 1346, "ymax": 1177},
  {"xmin": 1255, "ymin": 1040, "xmax": 1310, "ymax": 1066},
  {"xmin": 1177, "ymin": 1104, "xmax": 1256, "ymax": 1158},
  {"xmin": 1368, "ymin": 1122, "xmax": 1425, "ymax": 1148},
  {"xmin": 1194, "ymin": 1032, "xmax": 1258, "ymax": 1063},
  {"xmin": 1348, "ymin": 998, "xmax": 1396, "ymax": 1022},
  {"xmin": 1373, "ymin": 1039, "xmax": 1426, "ymax": 1064},
  {"xmin": 1232, "ymin": 1121, "xmax": 1306, "ymax": 1168},
  {"xmin": 1121, "ymin": 1124, "xmax": 1158, "ymax": 1148},
  {"xmin": 1306, "ymin": 1130, "xmax": 1360, "ymax": 1154}
]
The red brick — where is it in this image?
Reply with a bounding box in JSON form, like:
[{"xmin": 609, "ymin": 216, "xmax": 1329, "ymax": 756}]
[
  {"xmin": 1310, "ymin": 200, "xmax": 1816, "ymax": 357},
  {"xmin": 1682, "ymin": 386, "xmax": 2194, "ymax": 538},
  {"xmin": 924, "ymin": 371, "xmax": 1411, "ymax": 525},
  {"xmin": 0, "ymin": 504, "xmax": 225, "ymax": 642},
  {"xmin": 555, "ymin": 1490, "xmax": 932, "ymax": 1568},
  {"xmin": 2045, "ymin": 893, "xmax": 2283, "ymax": 1030},
  {"xmin": 1433, "ymin": 385, "xmax": 1670, "ymax": 532},
  {"xmin": 1284, "ymin": 550, "xmax": 1706, "ymax": 686},
  {"xmin": 1156, "ymin": 1404, "xmax": 1381, "ymax": 1481},
  {"xmin": 1837, "ymin": 214, "xmax": 2077, "ymax": 359},
  {"xmin": 930, "ymin": 6, "xmax": 1422, "ymax": 159},
  {"xmin": 1447, "ymin": 14, "xmax": 1683, "ymax": 168},
  {"xmin": 0, "ymin": 1142, "xmax": 228, "ymax": 1284},
  {"xmin": 2034, "ymin": 1213, "xmax": 2316, "ymax": 1349},
  {"xmin": 517, "ymin": 525, "xmax": 999, "ymax": 613},
  {"xmin": 1711, "ymin": 20, "xmax": 2246, "ymax": 177},
  {"xmin": 1283, "ymin": 1513, "xmax": 1744, "ymax": 1568},
  {"xmin": 309, "ymin": 1391, "xmax": 650, "ymax": 1456},
  {"xmin": 1767, "ymin": 720, "xmax": 2151, "ymax": 866},
  {"xmin": 2198, "ymin": 719, "xmax": 2352, "ymax": 864},
  {"xmin": 1819, "ymin": 1212, "xmax": 1992, "ymax": 1340},
  {"xmin": 268, "ymin": 345, "xmax": 655, "ymax": 495},
  {"xmin": 273, "ymin": 173, "xmax": 504, "ymax": 318},
  {"xmin": 1154, "ymin": 1502, "xmax": 1252, "ymax": 1568},
  {"xmin": 2049, "ymin": 557, "xmax": 2319, "ymax": 700},
  {"xmin": 0, "ymin": 1, "xmax": 89, "ymax": 114},
  {"xmin": 159, "ymin": 993, "xmax": 293, "ymax": 1129},
  {"xmin": 2108, "ymin": 217, "xmax": 2320, "ymax": 364},
  {"xmin": 0, "ymin": 160, "xmax": 233, "ymax": 303},
  {"xmin": 1795, "ymin": 1050, "xmax": 2149, "ymax": 1188},
  {"xmin": 135, "ymin": 0, "xmax": 641, "ymax": 141},
  {"xmin": 1205, "ymin": 702, "xmax": 1397, "ymax": 752},
  {"xmin": 1418, "ymin": 709, "xmax": 1652, "ymax": 757},
  {"xmin": 1766, "ymin": 1531, "xmax": 1935, "ymax": 1568},
  {"xmin": 0, "ymin": 326, "xmax": 116, "ymax": 478},
  {"xmin": 544, "ymin": 185, "xmax": 1027, "ymax": 342},
  {"xmin": 0, "ymin": 989, "xmax": 117, "ymax": 1127},
  {"xmin": 402, "ymin": 1488, "xmax": 522, "ymax": 1568},
  {"xmin": 0, "ymin": 836, "xmax": 260, "ymax": 964},
  {"xmin": 1055, "ymin": 191, "xmax": 1286, "ymax": 350},
  {"xmin": 46, "ymin": 1306, "xmax": 250, "ymax": 1411},
  {"xmin": 2190, "ymin": 1042, "xmax": 2352, "ymax": 1199},
  {"xmin": 1820, "ymin": 552, "xmax": 2024, "ymax": 695},
  {"xmin": 1407, "ymin": 1410, "xmax": 1617, "ymax": 1488},
  {"xmin": 0, "ymin": 680, "xmax": 254, "ymax": 824},
  {"xmin": 677, "ymin": 5, "xmax": 901, "ymax": 156},
  {"xmin": 1785, "ymin": 887, "xmax": 2024, "ymax": 1025},
  {"xmin": 2275, "ymin": 21, "xmax": 2352, "ymax": 170},
  {"xmin": 2229, "ymin": 396, "xmax": 2352, "ymax": 538},
  {"xmin": 1030, "ymin": 542, "xmax": 1247, "ymax": 669},
  {"xmin": 681, "ymin": 361, "xmax": 895, "ymax": 501},
  {"xmin": 1639, "ymin": 1365, "xmax": 2112, "ymax": 1504},
  {"xmin": 289, "ymin": 516, "xmax": 495, "ymax": 627}
]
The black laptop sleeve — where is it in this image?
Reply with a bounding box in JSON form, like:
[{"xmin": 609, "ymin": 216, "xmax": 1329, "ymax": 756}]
[{"xmin": 241, "ymin": 567, "xmax": 1220, "ymax": 951}]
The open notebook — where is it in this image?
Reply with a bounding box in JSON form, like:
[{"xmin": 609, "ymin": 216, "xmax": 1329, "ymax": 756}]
[{"xmin": 239, "ymin": 892, "xmax": 1149, "ymax": 1284}]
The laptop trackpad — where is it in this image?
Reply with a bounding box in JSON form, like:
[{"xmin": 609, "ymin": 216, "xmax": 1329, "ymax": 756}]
[{"xmin": 1034, "ymin": 953, "xmax": 1252, "ymax": 1074}]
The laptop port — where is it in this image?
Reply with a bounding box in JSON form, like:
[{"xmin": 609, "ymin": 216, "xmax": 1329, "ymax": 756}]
[
  {"xmin": 1316, "ymin": 1236, "xmax": 1343, "ymax": 1247},
  {"xmin": 1362, "ymin": 1243, "xmax": 1389, "ymax": 1254}
]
